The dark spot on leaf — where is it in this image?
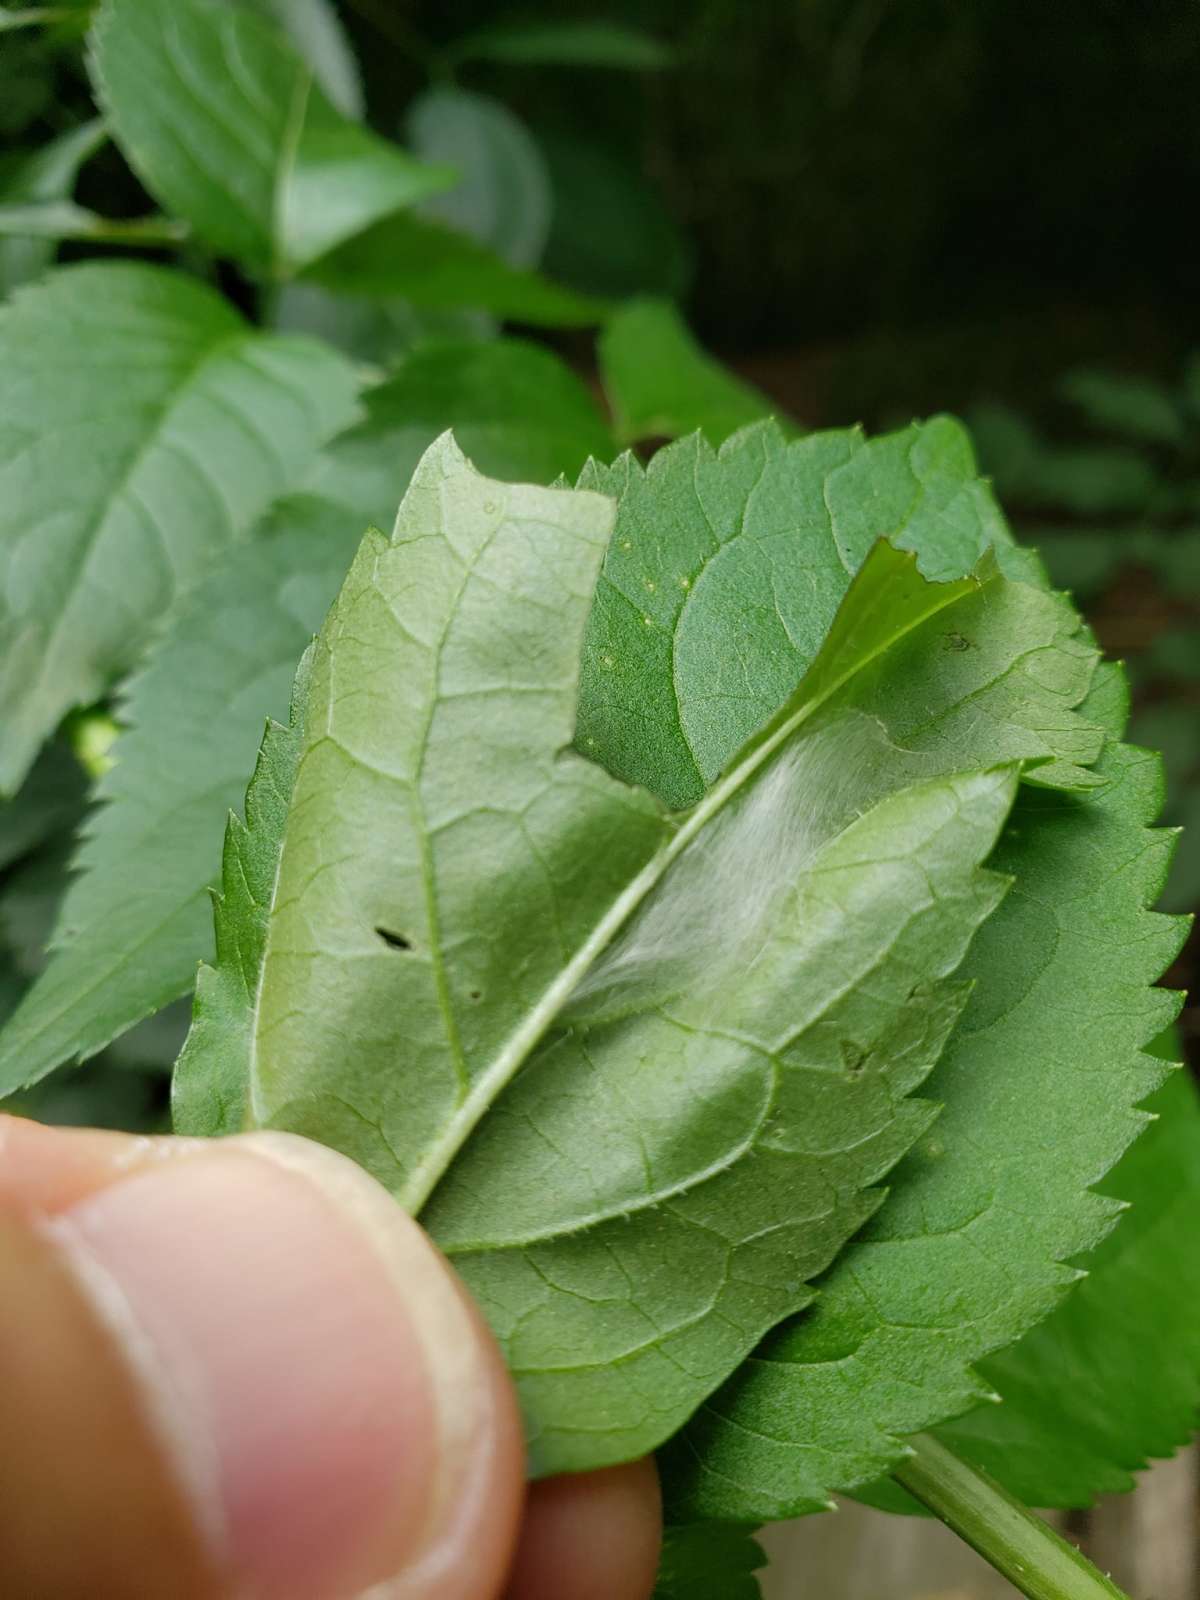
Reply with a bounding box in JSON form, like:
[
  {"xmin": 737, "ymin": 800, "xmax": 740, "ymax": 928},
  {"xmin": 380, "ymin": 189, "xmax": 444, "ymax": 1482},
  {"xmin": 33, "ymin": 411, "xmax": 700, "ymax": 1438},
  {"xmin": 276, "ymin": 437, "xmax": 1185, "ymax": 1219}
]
[
  {"xmin": 841, "ymin": 1041, "xmax": 869, "ymax": 1076},
  {"xmin": 945, "ymin": 630, "xmax": 972, "ymax": 652},
  {"xmin": 469, "ymin": 990, "xmax": 482, "ymax": 1001},
  {"xmin": 375, "ymin": 927, "xmax": 413, "ymax": 951}
]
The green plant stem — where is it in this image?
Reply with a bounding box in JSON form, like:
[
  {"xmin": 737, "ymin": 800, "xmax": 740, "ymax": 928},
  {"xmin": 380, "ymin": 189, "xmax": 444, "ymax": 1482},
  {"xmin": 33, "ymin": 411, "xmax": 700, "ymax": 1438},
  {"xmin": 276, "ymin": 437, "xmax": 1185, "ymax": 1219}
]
[{"xmin": 893, "ymin": 1436, "xmax": 1130, "ymax": 1600}]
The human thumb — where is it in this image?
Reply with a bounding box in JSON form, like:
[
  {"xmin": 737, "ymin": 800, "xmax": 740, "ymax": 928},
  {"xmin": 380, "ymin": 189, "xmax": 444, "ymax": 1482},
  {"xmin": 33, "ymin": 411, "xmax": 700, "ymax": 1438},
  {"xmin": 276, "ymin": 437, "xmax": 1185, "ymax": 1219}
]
[{"xmin": 0, "ymin": 1119, "xmax": 525, "ymax": 1600}]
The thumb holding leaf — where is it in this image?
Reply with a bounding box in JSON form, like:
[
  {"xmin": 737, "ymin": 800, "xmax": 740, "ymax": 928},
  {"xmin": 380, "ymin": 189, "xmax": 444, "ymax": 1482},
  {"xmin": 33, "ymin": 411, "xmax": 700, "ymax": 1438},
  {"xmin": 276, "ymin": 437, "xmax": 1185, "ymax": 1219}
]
[{"xmin": 0, "ymin": 1116, "xmax": 661, "ymax": 1600}]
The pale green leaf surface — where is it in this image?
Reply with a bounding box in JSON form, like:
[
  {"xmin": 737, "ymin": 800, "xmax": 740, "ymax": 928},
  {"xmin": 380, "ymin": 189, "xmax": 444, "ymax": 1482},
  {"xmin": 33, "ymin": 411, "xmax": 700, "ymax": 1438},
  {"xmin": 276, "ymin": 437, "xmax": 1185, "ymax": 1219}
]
[
  {"xmin": 576, "ymin": 420, "xmax": 1061, "ymax": 811},
  {"xmin": 448, "ymin": 19, "xmax": 672, "ymax": 69},
  {"xmin": 0, "ymin": 261, "xmax": 360, "ymax": 793},
  {"xmin": 269, "ymin": 281, "xmax": 494, "ymax": 367},
  {"xmin": 409, "ymin": 88, "xmax": 552, "ymax": 270},
  {"xmin": 928, "ymin": 1055, "xmax": 1200, "ymax": 1508},
  {"xmin": 301, "ymin": 208, "xmax": 607, "ymax": 326},
  {"xmin": 0, "ymin": 494, "xmax": 367, "ymax": 1098},
  {"xmin": 90, "ymin": 0, "xmax": 450, "ymax": 276},
  {"xmin": 653, "ymin": 1523, "xmax": 765, "ymax": 1599},
  {"xmin": 600, "ymin": 300, "xmax": 784, "ymax": 447},
  {"xmin": 175, "ymin": 436, "xmax": 1028, "ymax": 1472},
  {"xmin": 655, "ymin": 679, "xmax": 1186, "ymax": 1519},
  {"xmin": 0, "ymin": 119, "xmax": 105, "ymax": 293}
]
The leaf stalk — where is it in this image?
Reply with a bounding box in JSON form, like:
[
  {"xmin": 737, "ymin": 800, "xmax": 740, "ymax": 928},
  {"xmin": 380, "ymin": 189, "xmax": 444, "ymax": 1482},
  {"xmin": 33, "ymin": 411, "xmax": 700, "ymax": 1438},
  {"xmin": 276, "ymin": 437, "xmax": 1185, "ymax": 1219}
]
[{"xmin": 893, "ymin": 1434, "xmax": 1131, "ymax": 1600}]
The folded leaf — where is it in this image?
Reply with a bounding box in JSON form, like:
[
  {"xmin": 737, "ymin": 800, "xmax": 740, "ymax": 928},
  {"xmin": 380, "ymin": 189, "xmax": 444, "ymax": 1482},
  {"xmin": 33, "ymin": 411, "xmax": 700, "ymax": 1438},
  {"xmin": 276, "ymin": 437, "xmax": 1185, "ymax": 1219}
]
[
  {"xmin": 175, "ymin": 434, "xmax": 1025, "ymax": 1472},
  {"xmin": 600, "ymin": 300, "xmax": 785, "ymax": 446},
  {"xmin": 90, "ymin": 0, "xmax": 451, "ymax": 276},
  {"xmin": 577, "ymin": 421, "xmax": 1081, "ymax": 811},
  {"xmin": 0, "ymin": 262, "xmax": 360, "ymax": 792},
  {"xmin": 607, "ymin": 549, "xmax": 1183, "ymax": 1521}
]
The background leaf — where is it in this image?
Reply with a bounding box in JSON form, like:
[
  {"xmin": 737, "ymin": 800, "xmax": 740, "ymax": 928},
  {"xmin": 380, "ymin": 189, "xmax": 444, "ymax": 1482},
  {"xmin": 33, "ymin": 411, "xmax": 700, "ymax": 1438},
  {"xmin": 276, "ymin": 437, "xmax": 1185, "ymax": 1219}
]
[
  {"xmin": 0, "ymin": 119, "xmax": 105, "ymax": 294},
  {"xmin": 447, "ymin": 19, "xmax": 673, "ymax": 70},
  {"xmin": 0, "ymin": 494, "xmax": 367, "ymax": 1100},
  {"xmin": 90, "ymin": 0, "xmax": 449, "ymax": 275},
  {"xmin": 235, "ymin": 0, "xmax": 363, "ymax": 119},
  {"xmin": 0, "ymin": 261, "xmax": 360, "ymax": 793},
  {"xmin": 600, "ymin": 299, "xmax": 784, "ymax": 446},
  {"xmin": 408, "ymin": 87, "xmax": 552, "ymax": 270}
]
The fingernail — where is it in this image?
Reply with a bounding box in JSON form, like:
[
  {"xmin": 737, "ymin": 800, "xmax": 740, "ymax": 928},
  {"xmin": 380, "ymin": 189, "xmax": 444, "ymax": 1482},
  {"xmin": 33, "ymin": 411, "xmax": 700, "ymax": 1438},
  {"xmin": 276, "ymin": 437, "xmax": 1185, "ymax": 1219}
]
[{"xmin": 48, "ymin": 1133, "xmax": 521, "ymax": 1600}]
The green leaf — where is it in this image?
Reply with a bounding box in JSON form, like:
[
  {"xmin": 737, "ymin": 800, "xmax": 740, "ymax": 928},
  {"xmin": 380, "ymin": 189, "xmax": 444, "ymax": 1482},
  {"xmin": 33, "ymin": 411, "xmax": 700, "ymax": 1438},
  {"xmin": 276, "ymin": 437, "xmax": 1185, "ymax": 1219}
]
[
  {"xmin": 301, "ymin": 208, "xmax": 608, "ymax": 326},
  {"xmin": 654, "ymin": 1524, "xmax": 765, "ymax": 1600},
  {"xmin": 268, "ymin": 281, "xmax": 494, "ymax": 367},
  {"xmin": 1059, "ymin": 367, "xmax": 1186, "ymax": 448},
  {"xmin": 0, "ymin": 261, "xmax": 360, "ymax": 794},
  {"xmin": 408, "ymin": 88, "xmax": 552, "ymax": 270},
  {"xmin": 175, "ymin": 434, "xmax": 1027, "ymax": 1473},
  {"xmin": 931, "ymin": 1055, "xmax": 1200, "ymax": 1507},
  {"xmin": 0, "ymin": 119, "xmax": 106, "ymax": 294},
  {"xmin": 0, "ymin": 494, "xmax": 367, "ymax": 1099},
  {"xmin": 575, "ymin": 420, "xmax": 1052, "ymax": 812},
  {"xmin": 657, "ymin": 684, "xmax": 1185, "ymax": 1520},
  {"xmin": 235, "ymin": 0, "xmax": 363, "ymax": 119},
  {"xmin": 311, "ymin": 340, "xmax": 615, "ymax": 503},
  {"xmin": 447, "ymin": 19, "xmax": 672, "ymax": 70},
  {"xmin": 600, "ymin": 300, "xmax": 784, "ymax": 446},
  {"xmin": 90, "ymin": 0, "xmax": 451, "ymax": 277}
]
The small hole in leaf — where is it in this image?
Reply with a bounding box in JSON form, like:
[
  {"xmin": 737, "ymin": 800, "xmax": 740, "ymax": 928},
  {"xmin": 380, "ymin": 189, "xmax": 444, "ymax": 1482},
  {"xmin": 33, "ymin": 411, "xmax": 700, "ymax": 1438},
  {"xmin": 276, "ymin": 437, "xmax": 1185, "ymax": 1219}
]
[{"xmin": 376, "ymin": 927, "xmax": 413, "ymax": 952}]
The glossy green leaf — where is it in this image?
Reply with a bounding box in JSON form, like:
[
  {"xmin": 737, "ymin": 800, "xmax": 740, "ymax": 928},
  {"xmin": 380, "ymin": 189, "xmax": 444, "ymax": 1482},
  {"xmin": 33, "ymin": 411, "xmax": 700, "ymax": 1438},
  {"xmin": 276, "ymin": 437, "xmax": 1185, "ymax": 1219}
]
[
  {"xmin": 0, "ymin": 119, "xmax": 105, "ymax": 294},
  {"xmin": 409, "ymin": 88, "xmax": 552, "ymax": 269},
  {"xmin": 447, "ymin": 19, "xmax": 672, "ymax": 70},
  {"xmin": 576, "ymin": 419, "xmax": 1051, "ymax": 812},
  {"xmin": 0, "ymin": 494, "xmax": 367, "ymax": 1100},
  {"xmin": 654, "ymin": 1524, "xmax": 765, "ymax": 1600},
  {"xmin": 175, "ymin": 435, "xmax": 1038, "ymax": 1473},
  {"xmin": 600, "ymin": 300, "xmax": 784, "ymax": 446},
  {"xmin": 0, "ymin": 262, "xmax": 360, "ymax": 794},
  {"xmin": 931, "ymin": 1056, "xmax": 1200, "ymax": 1508},
  {"xmin": 90, "ymin": 0, "xmax": 450, "ymax": 276}
]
